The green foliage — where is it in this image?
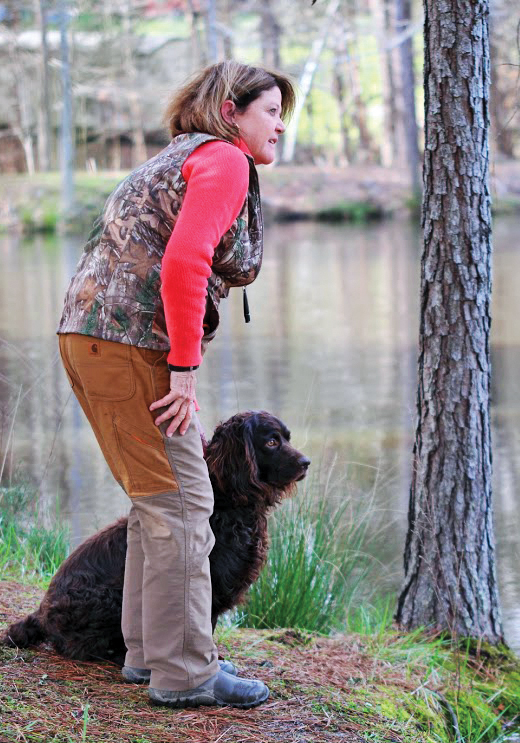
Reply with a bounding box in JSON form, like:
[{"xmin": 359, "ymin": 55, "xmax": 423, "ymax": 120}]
[
  {"xmin": 235, "ymin": 472, "xmax": 381, "ymax": 633},
  {"xmin": 19, "ymin": 203, "xmax": 60, "ymax": 233},
  {"xmin": 405, "ymin": 190, "xmax": 422, "ymax": 221},
  {"xmin": 358, "ymin": 629, "xmax": 520, "ymax": 742},
  {"xmin": 0, "ymin": 484, "xmax": 69, "ymax": 582},
  {"xmin": 0, "ymin": 172, "xmax": 124, "ymax": 236},
  {"xmin": 315, "ymin": 200, "xmax": 384, "ymax": 222},
  {"xmin": 444, "ymin": 687, "xmax": 503, "ymax": 742},
  {"xmin": 135, "ymin": 16, "xmax": 190, "ymax": 37}
]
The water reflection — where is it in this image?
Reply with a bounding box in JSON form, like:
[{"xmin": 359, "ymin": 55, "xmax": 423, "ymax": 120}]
[{"xmin": 0, "ymin": 217, "xmax": 519, "ymax": 651}]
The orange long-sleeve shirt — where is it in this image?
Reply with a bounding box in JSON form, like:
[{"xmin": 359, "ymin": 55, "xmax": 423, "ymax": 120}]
[{"xmin": 160, "ymin": 139, "xmax": 252, "ymax": 367}]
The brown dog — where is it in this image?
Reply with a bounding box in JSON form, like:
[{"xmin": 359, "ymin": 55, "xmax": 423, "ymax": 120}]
[{"xmin": 2, "ymin": 411, "xmax": 310, "ymax": 665}]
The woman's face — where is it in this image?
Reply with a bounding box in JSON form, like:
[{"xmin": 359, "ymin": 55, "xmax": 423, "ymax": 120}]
[{"xmin": 232, "ymin": 87, "xmax": 286, "ymax": 165}]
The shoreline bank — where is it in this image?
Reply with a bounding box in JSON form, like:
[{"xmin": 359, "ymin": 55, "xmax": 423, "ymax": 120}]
[{"xmin": 1, "ymin": 161, "xmax": 519, "ymax": 235}]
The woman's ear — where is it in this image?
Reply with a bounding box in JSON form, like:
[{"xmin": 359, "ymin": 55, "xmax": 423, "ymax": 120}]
[{"xmin": 220, "ymin": 99, "xmax": 237, "ymax": 126}]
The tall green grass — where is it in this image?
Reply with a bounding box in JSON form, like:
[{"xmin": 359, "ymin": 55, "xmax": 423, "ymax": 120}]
[
  {"xmin": 0, "ymin": 484, "xmax": 69, "ymax": 582},
  {"xmin": 235, "ymin": 465, "xmax": 390, "ymax": 634}
]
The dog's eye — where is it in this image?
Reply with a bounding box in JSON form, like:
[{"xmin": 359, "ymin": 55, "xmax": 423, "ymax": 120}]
[{"xmin": 266, "ymin": 438, "xmax": 278, "ymax": 447}]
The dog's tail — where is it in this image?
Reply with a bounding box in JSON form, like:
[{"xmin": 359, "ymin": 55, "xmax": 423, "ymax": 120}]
[{"xmin": 2, "ymin": 612, "xmax": 45, "ymax": 649}]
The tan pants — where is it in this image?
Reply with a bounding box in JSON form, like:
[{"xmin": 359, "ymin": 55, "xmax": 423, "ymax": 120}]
[{"xmin": 58, "ymin": 333, "xmax": 219, "ymax": 690}]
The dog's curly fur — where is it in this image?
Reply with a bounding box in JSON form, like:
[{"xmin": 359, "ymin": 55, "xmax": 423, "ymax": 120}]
[{"xmin": 2, "ymin": 411, "xmax": 310, "ymax": 665}]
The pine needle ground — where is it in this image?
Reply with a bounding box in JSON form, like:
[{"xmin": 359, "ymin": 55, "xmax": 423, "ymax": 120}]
[{"xmin": 2, "ymin": 581, "xmax": 520, "ymax": 743}]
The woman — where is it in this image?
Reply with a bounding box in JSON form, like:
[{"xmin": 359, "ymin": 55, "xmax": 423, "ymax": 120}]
[{"xmin": 57, "ymin": 61, "xmax": 295, "ymax": 709}]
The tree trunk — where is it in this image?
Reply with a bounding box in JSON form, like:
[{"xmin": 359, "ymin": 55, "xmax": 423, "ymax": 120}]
[
  {"xmin": 221, "ymin": 0, "xmax": 234, "ymax": 60},
  {"xmin": 367, "ymin": 0, "xmax": 397, "ymax": 166},
  {"xmin": 205, "ymin": 0, "xmax": 218, "ymax": 63},
  {"xmin": 35, "ymin": 0, "xmax": 52, "ymax": 171},
  {"xmin": 260, "ymin": 0, "xmax": 281, "ymax": 69},
  {"xmin": 282, "ymin": 0, "xmax": 340, "ymax": 163},
  {"xmin": 59, "ymin": 0, "xmax": 74, "ymax": 213},
  {"xmin": 8, "ymin": 30, "xmax": 35, "ymax": 174},
  {"xmin": 334, "ymin": 11, "xmax": 377, "ymax": 164},
  {"xmin": 395, "ymin": 0, "xmax": 420, "ymax": 191},
  {"xmin": 489, "ymin": 37, "xmax": 515, "ymax": 158},
  {"xmin": 347, "ymin": 31, "xmax": 377, "ymax": 163},
  {"xmin": 395, "ymin": 0, "xmax": 504, "ymax": 644},
  {"xmin": 122, "ymin": 0, "xmax": 147, "ymax": 167},
  {"xmin": 187, "ymin": 0, "xmax": 207, "ymax": 67},
  {"xmin": 332, "ymin": 24, "xmax": 352, "ymax": 164}
]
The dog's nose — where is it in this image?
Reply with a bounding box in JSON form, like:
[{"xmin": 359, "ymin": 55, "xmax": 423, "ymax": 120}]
[{"xmin": 299, "ymin": 456, "xmax": 311, "ymax": 470}]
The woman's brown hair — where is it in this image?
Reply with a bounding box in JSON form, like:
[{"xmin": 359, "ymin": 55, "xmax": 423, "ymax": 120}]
[{"xmin": 164, "ymin": 61, "xmax": 296, "ymax": 141}]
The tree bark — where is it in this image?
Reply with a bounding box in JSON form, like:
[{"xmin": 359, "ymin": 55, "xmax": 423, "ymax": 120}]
[{"xmin": 395, "ymin": 0, "xmax": 504, "ymax": 644}]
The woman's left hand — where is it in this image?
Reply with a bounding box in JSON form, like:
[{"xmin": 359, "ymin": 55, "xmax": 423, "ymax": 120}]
[{"xmin": 150, "ymin": 370, "xmax": 197, "ymax": 437}]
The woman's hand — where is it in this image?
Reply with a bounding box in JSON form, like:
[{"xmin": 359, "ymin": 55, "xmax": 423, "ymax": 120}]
[{"xmin": 150, "ymin": 370, "xmax": 197, "ymax": 437}]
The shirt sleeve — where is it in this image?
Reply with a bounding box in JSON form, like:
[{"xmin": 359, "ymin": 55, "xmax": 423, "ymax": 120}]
[{"xmin": 160, "ymin": 141, "xmax": 250, "ymax": 367}]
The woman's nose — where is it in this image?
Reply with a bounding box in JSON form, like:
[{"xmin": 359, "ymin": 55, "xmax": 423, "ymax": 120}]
[{"xmin": 276, "ymin": 118, "xmax": 286, "ymax": 134}]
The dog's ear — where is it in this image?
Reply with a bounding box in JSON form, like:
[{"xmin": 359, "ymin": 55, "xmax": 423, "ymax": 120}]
[
  {"xmin": 241, "ymin": 413, "xmax": 260, "ymax": 475},
  {"xmin": 229, "ymin": 414, "xmax": 261, "ymax": 505},
  {"xmin": 205, "ymin": 413, "xmax": 260, "ymax": 506}
]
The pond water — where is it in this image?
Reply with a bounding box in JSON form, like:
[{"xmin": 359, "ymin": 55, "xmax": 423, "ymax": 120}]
[{"xmin": 1, "ymin": 216, "xmax": 519, "ymax": 654}]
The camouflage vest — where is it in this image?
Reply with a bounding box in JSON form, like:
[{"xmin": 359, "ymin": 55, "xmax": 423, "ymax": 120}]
[{"xmin": 58, "ymin": 133, "xmax": 263, "ymax": 355}]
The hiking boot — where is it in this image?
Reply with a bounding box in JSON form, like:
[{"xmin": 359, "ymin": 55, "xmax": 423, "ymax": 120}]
[
  {"xmin": 122, "ymin": 659, "xmax": 237, "ymax": 684},
  {"xmin": 149, "ymin": 669, "xmax": 269, "ymax": 709}
]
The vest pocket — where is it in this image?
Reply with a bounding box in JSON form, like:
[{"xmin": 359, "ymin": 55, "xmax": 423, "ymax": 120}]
[{"xmin": 113, "ymin": 415, "xmax": 179, "ymax": 496}]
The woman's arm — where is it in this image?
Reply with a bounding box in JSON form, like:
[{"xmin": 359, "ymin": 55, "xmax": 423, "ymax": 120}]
[
  {"xmin": 161, "ymin": 141, "xmax": 250, "ymax": 367},
  {"xmin": 151, "ymin": 141, "xmax": 249, "ymax": 435}
]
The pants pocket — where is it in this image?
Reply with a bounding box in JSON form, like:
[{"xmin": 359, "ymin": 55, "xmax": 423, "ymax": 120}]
[
  {"xmin": 113, "ymin": 414, "xmax": 179, "ymax": 497},
  {"xmin": 73, "ymin": 337, "xmax": 135, "ymax": 401}
]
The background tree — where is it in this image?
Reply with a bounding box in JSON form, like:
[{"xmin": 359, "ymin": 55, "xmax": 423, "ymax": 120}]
[
  {"xmin": 0, "ymin": 0, "xmax": 517, "ymax": 173},
  {"xmin": 59, "ymin": 0, "xmax": 75, "ymax": 213},
  {"xmin": 395, "ymin": 0, "xmax": 504, "ymax": 644},
  {"xmin": 393, "ymin": 0, "xmax": 420, "ymax": 191},
  {"xmin": 489, "ymin": 0, "xmax": 519, "ymax": 158},
  {"xmin": 281, "ymin": 0, "xmax": 340, "ymax": 163},
  {"xmin": 259, "ymin": 0, "xmax": 281, "ymax": 69},
  {"xmin": 35, "ymin": 0, "xmax": 52, "ymax": 171}
]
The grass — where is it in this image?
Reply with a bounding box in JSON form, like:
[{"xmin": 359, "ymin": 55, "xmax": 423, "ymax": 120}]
[
  {"xmin": 235, "ymin": 468, "xmax": 385, "ymax": 633},
  {"xmin": 315, "ymin": 200, "xmax": 385, "ymax": 222},
  {"xmin": 0, "ymin": 484, "xmax": 69, "ymax": 583},
  {"xmin": 0, "ymin": 172, "xmax": 125, "ymax": 235},
  {"xmin": 2, "ymin": 610, "xmax": 518, "ymax": 742},
  {"xmin": 1, "ymin": 477, "xmax": 519, "ymax": 741}
]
